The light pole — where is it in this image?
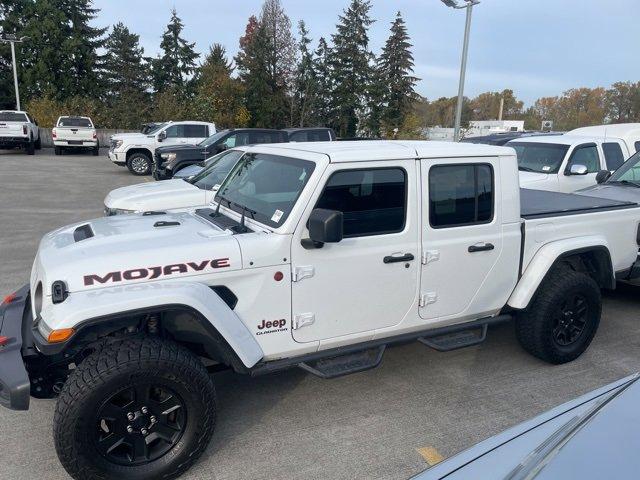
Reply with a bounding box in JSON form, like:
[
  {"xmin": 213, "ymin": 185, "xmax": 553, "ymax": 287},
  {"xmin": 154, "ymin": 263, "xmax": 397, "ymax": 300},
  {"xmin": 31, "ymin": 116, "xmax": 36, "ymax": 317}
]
[
  {"xmin": 440, "ymin": 0, "xmax": 479, "ymax": 142},
  {"xmin": 0, "ymin": 33, "xmax": 29, "ymax": 111}
]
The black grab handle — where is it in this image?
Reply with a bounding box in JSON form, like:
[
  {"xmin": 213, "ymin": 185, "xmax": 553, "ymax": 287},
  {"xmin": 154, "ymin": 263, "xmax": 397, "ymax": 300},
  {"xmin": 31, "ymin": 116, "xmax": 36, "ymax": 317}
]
[
  {"xmin": 383, "ymin": 253, "xmax": 415, "ymax": 264},
  {"xmin": 468, "ymin": 243, "xmax": 494, "ymax": 253}
]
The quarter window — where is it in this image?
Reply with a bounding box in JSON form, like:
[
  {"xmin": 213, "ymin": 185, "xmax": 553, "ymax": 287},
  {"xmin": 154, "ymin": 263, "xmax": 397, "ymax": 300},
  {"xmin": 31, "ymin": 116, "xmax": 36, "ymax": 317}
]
[
  {"xmin": 183, "ymin": 124, "xmax": 208, "ymax": 138},
  {"xmin": 429, "ymin": 164, "xmax": 494, "ymax": 228},
  {"xmin": 602, "ymin": 143, "xmax": 625, "ymax": 170},
  {"xmin": 315, "ymin": 168, "xmax": 406, "ymax": 237}
]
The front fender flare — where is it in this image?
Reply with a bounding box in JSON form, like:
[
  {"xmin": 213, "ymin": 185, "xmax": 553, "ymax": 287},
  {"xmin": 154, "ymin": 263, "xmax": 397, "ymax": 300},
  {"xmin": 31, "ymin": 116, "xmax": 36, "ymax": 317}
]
[
  {"xmin": 508, "ymin": 236, "xmax": 612, "ymax": 310},
  {"xmin": 39, "ymin": 281, "xmax": 263, "ymax": 368}
]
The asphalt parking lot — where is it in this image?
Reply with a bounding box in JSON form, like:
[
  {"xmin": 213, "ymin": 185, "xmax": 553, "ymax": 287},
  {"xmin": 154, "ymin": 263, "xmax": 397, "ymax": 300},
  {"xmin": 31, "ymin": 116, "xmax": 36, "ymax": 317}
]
[{"xmin": 2, "ymin": 149, "xmax": 640, "ymax": 480}]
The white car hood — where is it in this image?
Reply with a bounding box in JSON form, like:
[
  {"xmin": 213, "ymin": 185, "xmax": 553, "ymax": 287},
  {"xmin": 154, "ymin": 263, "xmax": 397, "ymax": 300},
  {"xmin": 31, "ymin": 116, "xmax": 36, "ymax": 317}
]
[
  {"xmin": 519, "ymin": 171, "xmax": 551, "ymax": 186},
  {"xmin": 105, "ymin": 179, "xmax": 208, "ymax": 211},
  {"xmin": 31, "ymin": 211, "xmax": 241, "ymax": 295}
]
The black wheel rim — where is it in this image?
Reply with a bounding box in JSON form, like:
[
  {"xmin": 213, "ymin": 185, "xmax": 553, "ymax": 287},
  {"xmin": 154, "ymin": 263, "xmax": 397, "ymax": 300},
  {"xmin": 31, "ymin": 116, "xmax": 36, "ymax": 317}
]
[
  {"xmin": 552, "ymin": 294, "xmax": 588, "ymax": 346},
  {"xmin": 93, "ymin": 384, "xmax": 187, "ymax": 466}
]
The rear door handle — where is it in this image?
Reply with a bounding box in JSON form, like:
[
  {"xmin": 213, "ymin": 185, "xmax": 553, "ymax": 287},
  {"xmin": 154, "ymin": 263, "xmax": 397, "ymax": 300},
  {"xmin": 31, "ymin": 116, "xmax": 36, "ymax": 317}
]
[
  {"xmin": 468, "ymin": 243, "xmax": 494, "ymax": 253},
  {"xmin": 383, "ymin": 253, "xmax": 415, "ymax": 264}
]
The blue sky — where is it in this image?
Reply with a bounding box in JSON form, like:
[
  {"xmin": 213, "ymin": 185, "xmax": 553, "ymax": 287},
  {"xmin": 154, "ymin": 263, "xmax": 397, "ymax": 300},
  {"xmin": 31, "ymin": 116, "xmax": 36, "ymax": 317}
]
[{"xmin": 93, "ymin": 0, "xmax": 640, "ymax": 105}]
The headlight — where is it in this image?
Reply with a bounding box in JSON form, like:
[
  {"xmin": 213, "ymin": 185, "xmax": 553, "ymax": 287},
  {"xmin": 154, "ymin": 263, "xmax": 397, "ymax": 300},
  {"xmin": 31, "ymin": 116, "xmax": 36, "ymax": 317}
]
[
  {"xmin": 114, "ymin": 140, "xmax": 123, "ymax": 149},
  {"xmin": 160, "ymin": 153, "xmax": 176, "ymax": 162}
]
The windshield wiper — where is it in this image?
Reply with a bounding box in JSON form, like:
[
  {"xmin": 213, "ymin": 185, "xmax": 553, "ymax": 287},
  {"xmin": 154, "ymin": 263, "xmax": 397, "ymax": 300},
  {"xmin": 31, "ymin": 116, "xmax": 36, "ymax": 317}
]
[
  {"xmin": 212, "ymin": 194, "xmax": 231, "ymax": 217},
  {"xmin": 232, "ymin": 202, "xmax": 257, "ymax": 233},
  {"xmin": 612, "ymin": 180, "xmax": 640, "ymax": 188},
  {"xmin": 518, "ymin": 166, "xmax": 537, "ymax": 172}
]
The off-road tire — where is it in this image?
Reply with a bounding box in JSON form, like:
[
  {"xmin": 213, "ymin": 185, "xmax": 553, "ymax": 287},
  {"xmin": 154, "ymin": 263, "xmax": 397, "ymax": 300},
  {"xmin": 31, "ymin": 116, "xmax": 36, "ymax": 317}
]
[
  {"xmin": 127, "ymin": 152, "xmax": 152, "ymax": 175},
  {"xmin": 35, "ymin": 136, "xmax": 42, "ymax": 149},
  {"xmin": 54, "ymin": 146, "xmax": 62, "ymax": 156},
  {"xmin": 26, "ymin": 137, "xmax": 35, "ymax": 155},
  {"xmin": 53, "ymin": 337, "xmax": 216, "ymax": 480},
  {"xmin": 516, "ymin": 266, "xmax": 601, "ymax": 364}
]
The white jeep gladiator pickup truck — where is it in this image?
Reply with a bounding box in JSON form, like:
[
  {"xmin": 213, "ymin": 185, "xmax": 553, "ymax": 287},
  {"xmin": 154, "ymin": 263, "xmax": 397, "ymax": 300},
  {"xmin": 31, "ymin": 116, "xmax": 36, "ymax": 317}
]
[
  {"xmin": 109, "ymin": 120, "xmax": 215, "ymax": 176},
  {"xmin": 2, "ymin": 141, "xmax": 640, "ymax": 480},
  {"xmin": 52, "ymin": 115, "xmax": 99, "ymax": 155},
  {"xmin": 0, "ymin": 110, "xmax": 41, "ymax": 154}
]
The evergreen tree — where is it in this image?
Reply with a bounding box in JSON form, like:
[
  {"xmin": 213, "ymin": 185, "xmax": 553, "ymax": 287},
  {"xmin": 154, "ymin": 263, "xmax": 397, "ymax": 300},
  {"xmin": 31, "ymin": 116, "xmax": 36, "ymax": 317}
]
[
  {"xmin": 102, "ymin": 22, "xmax": 150, "ymax": 128},
  {"xmin": 294, "ymin": 20, "xmax": 318, "ymax": 127},
  {"xmin": 330, "ymin": 0, "xmax": 375, "ymax": 137},
  {"xmin": 194, "ymin": 44, "xmax": 248, "ymax": 127},
  {"xmin": 313, "ymin": 37, "xmax": 335, "ymax": 128},
  {"xmin": 236, "ymin": 0, "xmax": 296, "ymax": 128},
  {"xmin": 152, "ymin": 9, "xmax": 199, "ymax": 93},
  {"xmin": 379, "ymin": 12, "xmax": 418, "ymax": 135}
]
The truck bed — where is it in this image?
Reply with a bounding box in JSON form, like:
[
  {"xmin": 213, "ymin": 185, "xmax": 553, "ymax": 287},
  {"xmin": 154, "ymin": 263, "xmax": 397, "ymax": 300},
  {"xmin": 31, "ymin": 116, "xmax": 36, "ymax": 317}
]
[{"xmin": 520, "ymin": 188, "xmax": 637, "ymax": 219}]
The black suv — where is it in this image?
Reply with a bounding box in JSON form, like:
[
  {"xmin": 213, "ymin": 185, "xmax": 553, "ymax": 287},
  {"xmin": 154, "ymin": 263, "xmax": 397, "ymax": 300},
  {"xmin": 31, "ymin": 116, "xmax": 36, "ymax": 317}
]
[
  {"xmin": 153, "ymin": 127, "xmax": 337, "ymax": 180},
  {"xmin": 153, "ymin": 128, "xmax": 286, "ymax": 180}
]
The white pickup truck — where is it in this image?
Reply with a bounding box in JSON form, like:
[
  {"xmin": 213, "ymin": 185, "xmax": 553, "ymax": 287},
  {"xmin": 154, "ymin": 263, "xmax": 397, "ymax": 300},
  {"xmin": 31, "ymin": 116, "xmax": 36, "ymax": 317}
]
[
  {"xmin": 0, "ymin": 110, "xmax": 41, "ymax": 154},
  {"xmin": 510, "ymin": 135, "xmax": 631, "ymax": 192},
  {"xmin": 2, "ymin": 141, "xmax": 640, "ymax": 480},
  {"xmin": 109, "ymin": 120, "xmax": 215, "ymax": 176},
  {"xmin": 52, "ymin": 116, "xmax": 98, "ymax": 155}
]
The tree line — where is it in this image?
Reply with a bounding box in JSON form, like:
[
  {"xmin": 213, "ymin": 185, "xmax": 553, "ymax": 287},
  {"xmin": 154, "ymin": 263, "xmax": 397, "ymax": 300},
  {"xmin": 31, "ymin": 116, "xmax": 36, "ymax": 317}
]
[
  {"xmin": 0, "ymin": 0, "xmax": 419, "ymax": 138},
  {"xmin": 1, "ymin": 0, "xmax": 639, "ymax": 136}
]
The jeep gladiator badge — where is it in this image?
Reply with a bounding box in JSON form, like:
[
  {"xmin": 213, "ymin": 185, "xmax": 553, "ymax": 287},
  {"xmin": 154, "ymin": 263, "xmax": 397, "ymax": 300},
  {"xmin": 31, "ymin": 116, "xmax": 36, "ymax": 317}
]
[{"xmin": 83, "ymin": 258, "xmax": 230, "ymax": 286}]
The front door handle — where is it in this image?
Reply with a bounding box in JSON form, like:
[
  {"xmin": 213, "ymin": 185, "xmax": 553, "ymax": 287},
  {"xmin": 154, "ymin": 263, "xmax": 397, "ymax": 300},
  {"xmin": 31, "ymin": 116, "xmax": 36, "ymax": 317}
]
[
  {"xmin": 383, "ymin": 253, "xmax": 415, "ymax": 264},
  {"xmin": 468, "ymin": 243, "xmax": 494, "ymax": 253}
]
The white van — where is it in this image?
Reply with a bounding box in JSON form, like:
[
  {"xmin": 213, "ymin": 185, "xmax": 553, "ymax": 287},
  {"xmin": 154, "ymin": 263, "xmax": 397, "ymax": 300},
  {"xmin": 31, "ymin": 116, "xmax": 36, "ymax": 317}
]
[{"xmin": 568, "ymin": 123, "xmax": 640, "ymax": 155}]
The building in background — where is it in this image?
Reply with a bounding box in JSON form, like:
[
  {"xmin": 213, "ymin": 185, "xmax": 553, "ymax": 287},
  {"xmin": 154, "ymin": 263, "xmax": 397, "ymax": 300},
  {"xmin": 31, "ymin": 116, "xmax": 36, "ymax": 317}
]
[{"xmin": 425, "ymin": 120, "xmax": 525, "ymax": 141}]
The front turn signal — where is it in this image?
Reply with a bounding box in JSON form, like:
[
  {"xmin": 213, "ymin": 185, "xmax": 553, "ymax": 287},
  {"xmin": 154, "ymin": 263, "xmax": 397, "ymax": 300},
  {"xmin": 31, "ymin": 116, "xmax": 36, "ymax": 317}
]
[{"xmin": 48, "ymin": 328, "xmax": 75, "ymax": 343}]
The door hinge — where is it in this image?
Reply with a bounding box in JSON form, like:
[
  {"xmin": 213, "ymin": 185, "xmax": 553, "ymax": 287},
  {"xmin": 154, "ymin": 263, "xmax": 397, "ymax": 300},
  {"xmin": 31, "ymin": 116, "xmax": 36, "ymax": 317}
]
[
  {"xmin": 422, "ymin": 250, "xmax": 440, "ymax": 265},
  {"xmin": 293, "ymin": 265, "xmax": 315, "ymax": 282},
  {"xmin": 293, "ymin": 313, "xmax": 315, "ymax": 329},
  {"xmin": 419, "ymin": 292, "xmax": 437, "ymax": 307}
]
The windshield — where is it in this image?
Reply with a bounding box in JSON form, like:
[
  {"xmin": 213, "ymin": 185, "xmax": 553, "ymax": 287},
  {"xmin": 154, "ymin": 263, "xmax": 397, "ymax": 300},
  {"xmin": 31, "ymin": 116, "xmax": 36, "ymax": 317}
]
[
  {"xmin": 608, "ymin": 151, "xmax": 640, "ymax": 183},
  {"xmin": 198, "ymin": 130, "xmax": 230, "ymax": 147},
  {"xmin": 0, "ymin": 112, "xmax": 28, "ymax": 122},
  {"xmin": 145, "ymin": 123, "xmax": 166, "ymax": 135},
  {"xmin": 58, "ymin": 117, "xmax": 92, "ymax": 127},
  {"xmin": 509, "ymin": 142, "xmax": 570, "ymax": 174},
  {"xmin": 215, "ymin": 153, "xmax": 316, "ymax": 228},
  {"xmin": 189, "ymin": 150, "xmax": 245, "ymax": 190}
]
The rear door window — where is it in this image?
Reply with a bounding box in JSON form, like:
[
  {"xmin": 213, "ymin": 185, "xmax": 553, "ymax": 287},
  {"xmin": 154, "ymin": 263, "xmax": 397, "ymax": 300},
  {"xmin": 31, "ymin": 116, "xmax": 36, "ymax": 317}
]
[
  {"xmin": 183, "ymin": 124, "xmax": 208, "ymax": 138},
  {"xmin": 602, "ymin": 142, "xmax": 626, "ymax": 170}
]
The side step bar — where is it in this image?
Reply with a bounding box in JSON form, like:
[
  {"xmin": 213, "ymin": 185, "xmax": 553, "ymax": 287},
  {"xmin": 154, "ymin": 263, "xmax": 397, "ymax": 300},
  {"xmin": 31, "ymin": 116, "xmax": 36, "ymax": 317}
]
[{"xmin": 250, "ymin": 314, "xmax": 511, "ymax": 378}]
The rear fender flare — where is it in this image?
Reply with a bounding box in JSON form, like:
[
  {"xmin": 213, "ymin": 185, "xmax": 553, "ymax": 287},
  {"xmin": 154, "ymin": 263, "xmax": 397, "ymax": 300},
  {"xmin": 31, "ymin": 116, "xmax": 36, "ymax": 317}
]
[{"xmin": 508, "ymin": 236, "xmax": 613, "ymax": 310}]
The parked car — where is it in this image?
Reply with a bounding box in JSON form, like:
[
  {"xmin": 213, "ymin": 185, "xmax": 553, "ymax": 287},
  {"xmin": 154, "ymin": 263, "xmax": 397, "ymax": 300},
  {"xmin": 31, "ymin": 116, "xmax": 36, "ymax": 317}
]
[
  {"xmin": 509, "ymin": 134, "xmax": 630, "ymax": 192},
  {"xmin": 3, "ymin": 141, "xmax": 640, "ymax": 480},
  {"xmin": 52, "ymin": 116, "xmax": 98, "ymax": 156},
  {"xmin": 569, "ymin": 123, "xmax": 640, "ymax": 155},
  {"xmin": 0, "ymin": 110, "xmax": 41, "ymax": 154},
  {"xmin": 104, "ymin": 149, "xmax": 246, "ymax": 215},
  {"xmin": 415, "ymin": 373, "xmax": 640, "ymax": 480},
  {"xmin": 109, "ymin": 120, "xmax": 216, "ymax": 176},
  {"xmin": 153, "ymin": 128, "xmax": 286, "ymax": 180},
  {"xmin": 284, "ymin": 127, "xmax": 336, "ymax": 142}
]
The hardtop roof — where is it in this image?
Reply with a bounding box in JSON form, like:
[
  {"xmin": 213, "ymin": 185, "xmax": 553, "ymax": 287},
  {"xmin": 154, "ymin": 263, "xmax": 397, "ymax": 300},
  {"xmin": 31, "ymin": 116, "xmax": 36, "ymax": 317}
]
[{"xmin": 246, "ymin": 140, "xmax": 513, "ymax": 162}]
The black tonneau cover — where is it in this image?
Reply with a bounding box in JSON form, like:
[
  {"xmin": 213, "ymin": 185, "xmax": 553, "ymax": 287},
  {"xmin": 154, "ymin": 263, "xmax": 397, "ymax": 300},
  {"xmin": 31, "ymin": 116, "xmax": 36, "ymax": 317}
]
[{"xmin": 521, "ymin": 188, "xmax": 638, "ymax": 219}]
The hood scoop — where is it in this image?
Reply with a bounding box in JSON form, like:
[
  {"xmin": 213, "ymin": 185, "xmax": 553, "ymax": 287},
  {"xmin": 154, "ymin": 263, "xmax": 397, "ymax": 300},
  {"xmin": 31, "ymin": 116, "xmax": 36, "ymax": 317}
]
[{"xmin": 73, "ymin": 224, "xmax": 94, "ymax": 242}]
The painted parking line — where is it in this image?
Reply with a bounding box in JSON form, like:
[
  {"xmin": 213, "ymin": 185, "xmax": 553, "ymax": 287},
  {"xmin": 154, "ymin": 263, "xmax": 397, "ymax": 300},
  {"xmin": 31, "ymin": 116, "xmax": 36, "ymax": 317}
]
[{"xmin": 417, "ymin": 446, "xmax": 444, "ymax": 466}]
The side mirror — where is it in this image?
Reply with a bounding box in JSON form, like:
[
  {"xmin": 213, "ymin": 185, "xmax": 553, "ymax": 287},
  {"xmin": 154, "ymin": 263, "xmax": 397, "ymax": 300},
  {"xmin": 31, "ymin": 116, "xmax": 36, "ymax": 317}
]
[
  {"xmin": 217, "ymin": 143, "xmax": 228, "ymax": 152},
  {"xmin": 302, "ymin": 209, "xmax": 343, "ymax": 249},
  {"xmin": 568, "ymin": 164, "xmax": 588, "ymax": 176},
  {"xmin": 157, "ymin": 130, "xmax": 167, "ymax": 142},
  {"xmin": 595, "ymin": 170, "xmax": 611, "ymax": 184}
]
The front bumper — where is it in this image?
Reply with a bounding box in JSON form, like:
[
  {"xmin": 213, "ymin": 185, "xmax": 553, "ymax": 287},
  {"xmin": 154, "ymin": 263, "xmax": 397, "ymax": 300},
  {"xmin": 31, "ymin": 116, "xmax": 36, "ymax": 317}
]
[
  {"xmin": 108, "ymin": 150, "xmax": 126, "ymax": 166},
  {"xmin": 0, "ymin": 285, "xmax": 31, "ymax": 410}
]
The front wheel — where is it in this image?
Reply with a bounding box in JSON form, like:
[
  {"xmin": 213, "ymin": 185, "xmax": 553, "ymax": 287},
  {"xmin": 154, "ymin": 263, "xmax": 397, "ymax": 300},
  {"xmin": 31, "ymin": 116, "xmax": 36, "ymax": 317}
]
[
  {"xmin": 516, "ymin": 266, "xmax": 601, "ymax": 364},
  {"xmin": 53, "ymin": 337, "xmax": 216, "ymax": 480},
  {"xmin": 127, "ymin": 152, "xmax": 152, "ymax": 175}
]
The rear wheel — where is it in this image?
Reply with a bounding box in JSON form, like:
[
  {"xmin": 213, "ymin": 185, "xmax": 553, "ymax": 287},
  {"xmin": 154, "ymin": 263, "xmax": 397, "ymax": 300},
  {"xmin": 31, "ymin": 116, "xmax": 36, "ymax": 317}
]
[
  {"xmin": 35, "ymin": 136, "xmax": 42, "ymax": 149},
  {"xmin": 54, "ymin": 146, "xmax": 62, "ymax": 156},
  {"xmin": 54, "ymin": 337, "xmax": 216, "ymax": 480},
  {"xmin": 127, "ymin": 152, "xmax": 152, "ymax": 175},
  {"xmin": 516, "ymin": 266, "xmax": 601, "ymax": 364},
  {"xmin": 92, "ymin": 142, "xmax": 100, "ymax": 156}
]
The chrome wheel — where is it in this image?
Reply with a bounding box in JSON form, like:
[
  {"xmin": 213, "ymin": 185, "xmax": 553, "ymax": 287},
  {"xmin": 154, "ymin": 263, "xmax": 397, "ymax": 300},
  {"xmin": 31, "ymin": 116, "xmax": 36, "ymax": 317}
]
[{"xmin": 131, "ymin": 156, "xmax": 150, "ymax": 174}]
